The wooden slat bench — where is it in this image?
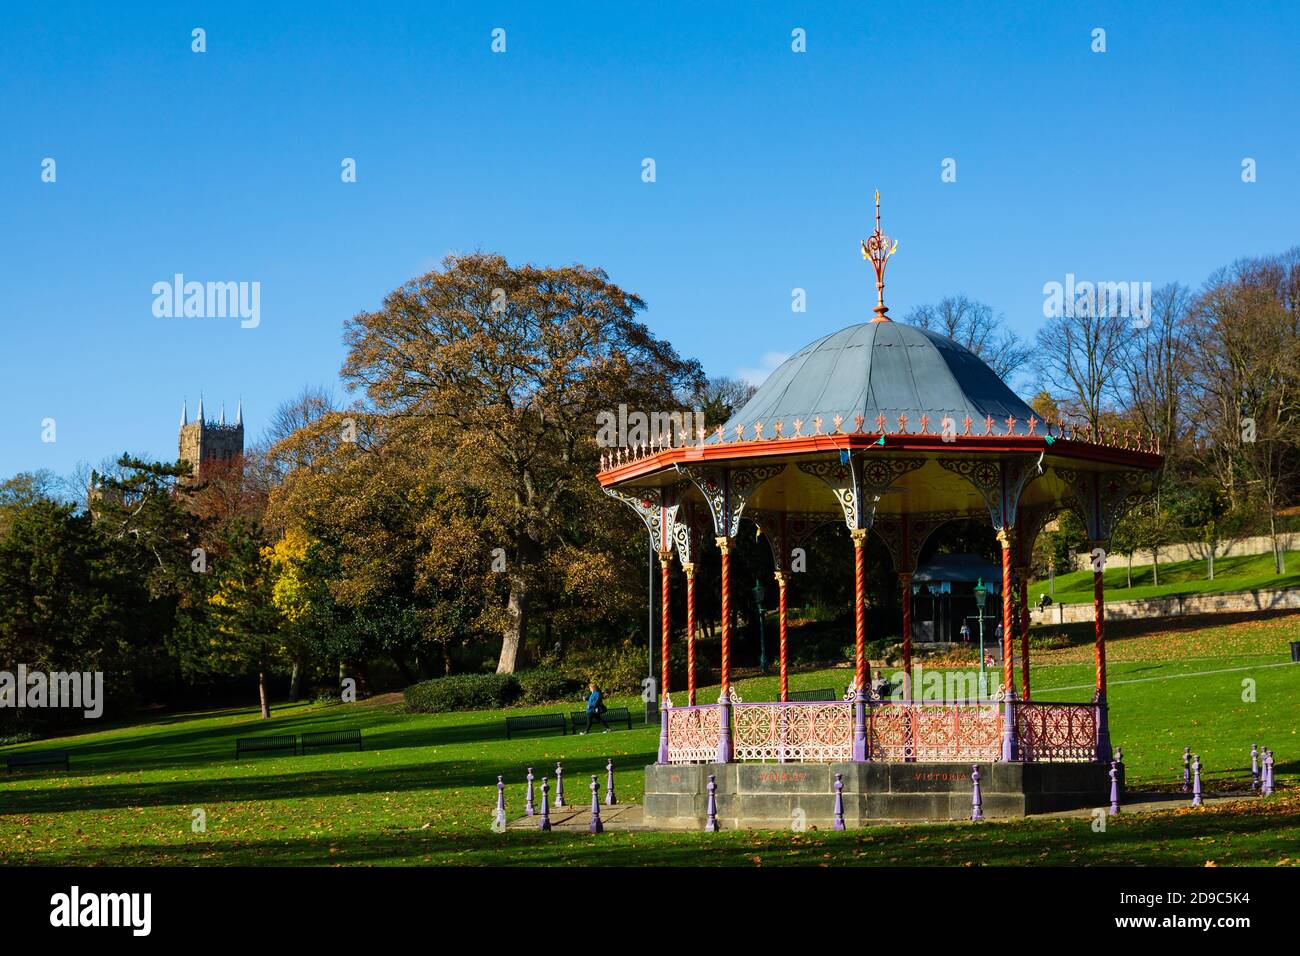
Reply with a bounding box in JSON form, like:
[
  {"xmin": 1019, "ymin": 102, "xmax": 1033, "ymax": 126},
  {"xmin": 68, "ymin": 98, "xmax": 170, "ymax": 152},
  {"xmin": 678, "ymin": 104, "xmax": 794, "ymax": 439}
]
[
  {"xmin": 569, "ymin": 707, "xmax": 633, "ymax": 732},
  {"xmin": 5, "ymin": 749, "xmax": 70, "ymax": 773},
  {"xmin": 301, "ymin": 728, "xmax": 363, "ymax": 752},
  {"xmin": 786, "ymin": 688, "xmax": 836, "ymax": 702},
  {"xmin": 235, "ymin": 734, "xmax": 298, "ymax": 757},
  {"xmin": 504, "ymin": 713, "xmax": 567, "ymax": 740}
]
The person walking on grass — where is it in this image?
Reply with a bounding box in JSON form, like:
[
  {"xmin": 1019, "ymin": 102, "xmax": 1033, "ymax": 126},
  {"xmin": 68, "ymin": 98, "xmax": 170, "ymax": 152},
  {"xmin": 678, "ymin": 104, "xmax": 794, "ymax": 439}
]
[{"xmin": 580, "ymin": 682, "xmax": 610, "ymax": 734}]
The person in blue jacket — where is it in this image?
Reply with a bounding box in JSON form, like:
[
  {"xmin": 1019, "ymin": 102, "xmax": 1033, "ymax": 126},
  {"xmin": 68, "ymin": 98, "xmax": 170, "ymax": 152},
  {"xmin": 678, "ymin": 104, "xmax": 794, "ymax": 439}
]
[{"xmin": 580, "ymin": 682, "xmax": 610, "ymax": 734}]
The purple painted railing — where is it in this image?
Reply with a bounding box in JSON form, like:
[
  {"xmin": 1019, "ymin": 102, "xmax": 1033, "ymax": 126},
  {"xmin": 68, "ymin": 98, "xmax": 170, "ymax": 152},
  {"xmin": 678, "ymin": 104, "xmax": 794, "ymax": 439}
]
[
  {"xmin": 1013, "ymin": 701, "xmax": 1102, "ymax": 763},
  {"xmin": 868, "ymin": 700, "xmax": 1003, "ymax": 762},
  {"xmin": 665, "ymin": 698, "xmax": 1103, "ymax": 765},
  {"xmin": 732, "ymin": 700, "xmax": 853, "ymax": 763},
  {"xmin": 664, "ymin": 703, "xmax": 724, "ymax": 764}
]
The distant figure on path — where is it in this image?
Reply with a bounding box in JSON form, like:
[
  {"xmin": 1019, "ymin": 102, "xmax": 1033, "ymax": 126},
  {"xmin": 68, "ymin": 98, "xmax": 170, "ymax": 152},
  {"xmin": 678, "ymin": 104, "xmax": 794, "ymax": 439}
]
[
  {"xmin": 580, "ymin": 682, "xmax": 610, "ymax": 734},
  {"xmin": 959, "ymin": 622, "xmax": 971, "ymax": 643}
]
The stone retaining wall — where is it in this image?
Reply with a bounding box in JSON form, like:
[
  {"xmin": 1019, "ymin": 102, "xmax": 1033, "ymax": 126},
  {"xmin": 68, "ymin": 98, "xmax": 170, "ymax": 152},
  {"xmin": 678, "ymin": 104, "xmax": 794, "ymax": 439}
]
[
  {"xmin": 643, "ymin": 761, "xmax": 1108, "ymax": 829},
  {"xmin": 1031, "ymin": 586, "xmax": 1300, "ymax": 626},
  {"xmin": 1068, "ymin": 533, "xmax": 1295, "ymax": 571}
]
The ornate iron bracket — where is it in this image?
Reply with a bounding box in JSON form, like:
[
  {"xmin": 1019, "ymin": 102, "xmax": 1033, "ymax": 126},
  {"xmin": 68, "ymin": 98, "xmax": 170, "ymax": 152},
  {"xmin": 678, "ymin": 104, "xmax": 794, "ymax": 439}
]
[
  {"xmin": 797, "ymin": 455, "xmax": 924, "ymax": 531},
  {"xmin": 1055, "ymin": 467, "xmax": 1157, "ymax": 545},
  {"xmin": 937, "ymin": 457, "xmax": 1041, "ymax": 531},
  {"xmin": 675, "ymin": 463, "xmax": 786, "ymax": 539}
]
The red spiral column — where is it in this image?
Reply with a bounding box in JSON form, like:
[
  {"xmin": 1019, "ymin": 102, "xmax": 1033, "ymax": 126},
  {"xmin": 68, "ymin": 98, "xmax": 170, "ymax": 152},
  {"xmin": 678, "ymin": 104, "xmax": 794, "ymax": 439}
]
[
  {"xmin": 775, "ymin": 571, "xmax": 789, "ymax": 702},
  {"xmin": 717, "ymin": 537, "xmax": 731, "ymax": 696},
  {"xmin": 1092, "ymin": 543, "xmax": 1107, "ymax": 697},
  {"xmin": 1017, "ymin": 569, "xmax": 1031, "ymax": 701},
  {"xmin": 850, "ymin": 528, "xmax": 869, "ymax": 762},
  {"xmin": 899, "ymin": 571, "xmax": 913, "ymax": 700},
  {"xmin": 716, "ymin": 536, "xmax": 734, "ymax": 763},
  {"xmin": 659, "ymin": 551, "xmax": 672, "ymax": 700},
  {"xmin": 851, "ymin": 529, "xmax": 868, "ymax": 693},
  {"xmin": 1091, "ymin": 537, "xmax": 1113, "ymax": 761},
  {"xmin": 998, "ymin": 531, "xmax": 1015, "ymax": 698},
  {"xmin": 684, "ymin": 563, "xmax": 697, "ymax": 705},
  {"xmin": 997, "ymin": 528, "xmax": 1018, "ymax": 762}
]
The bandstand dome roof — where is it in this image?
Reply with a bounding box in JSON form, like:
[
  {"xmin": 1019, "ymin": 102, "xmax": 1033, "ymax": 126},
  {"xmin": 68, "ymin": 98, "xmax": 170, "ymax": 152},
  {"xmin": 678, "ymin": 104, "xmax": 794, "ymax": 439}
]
[
  {"xmin": 598, "ymin": 193, "xmax": 1162, "ymax": 542},
  {"xmin": 722, "ymin": 321, "xmax": 1037, "ymax": 440}
]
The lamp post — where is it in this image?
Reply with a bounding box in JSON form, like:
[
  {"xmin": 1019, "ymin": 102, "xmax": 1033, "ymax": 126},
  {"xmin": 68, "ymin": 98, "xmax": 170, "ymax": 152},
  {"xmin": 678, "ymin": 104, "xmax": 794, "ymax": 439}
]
[
  {"xmin": 973, "ymin": 578, "xmax": 988, "ymax": 699},
  {"xmin": 753, "ymin": 580, "xmax": 768, "ymax": 675},
  {"xmin": 646, "ymin": 538, "xmax": 657, "ymax": 725}
]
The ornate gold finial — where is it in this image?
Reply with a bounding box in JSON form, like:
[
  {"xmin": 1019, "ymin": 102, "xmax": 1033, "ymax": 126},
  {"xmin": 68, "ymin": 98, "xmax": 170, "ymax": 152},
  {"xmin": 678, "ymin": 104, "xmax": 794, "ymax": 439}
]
[{"xmin": 861, "ymin": 189, "xmax": 899, "ymax": 322}]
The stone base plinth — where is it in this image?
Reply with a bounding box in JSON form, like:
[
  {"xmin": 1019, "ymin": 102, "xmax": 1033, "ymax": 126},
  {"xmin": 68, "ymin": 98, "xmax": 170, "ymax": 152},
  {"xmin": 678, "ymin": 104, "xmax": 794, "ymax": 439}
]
[{"xmin": 643, "ymin": 761, "xmax": 1110, "ymax": 830}]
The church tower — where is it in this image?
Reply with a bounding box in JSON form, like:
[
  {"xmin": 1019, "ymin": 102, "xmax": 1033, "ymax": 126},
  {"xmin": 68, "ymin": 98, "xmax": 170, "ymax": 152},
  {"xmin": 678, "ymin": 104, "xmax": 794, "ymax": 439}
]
[{"xmin": 179, "ymin": 397, "xmax": 244, "ymax": 479}]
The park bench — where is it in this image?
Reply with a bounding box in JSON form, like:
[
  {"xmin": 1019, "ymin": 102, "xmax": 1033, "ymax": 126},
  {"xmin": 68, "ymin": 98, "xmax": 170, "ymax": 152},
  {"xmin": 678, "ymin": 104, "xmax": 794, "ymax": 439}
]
[
  {"xmin": 786, "ymin": 688, "xmax": 836, "ymax": 702},
  {"xmin": 235, "ymin": 734, "xmax": 298, "ymax": 757},
  {"xmin": 569, "ymin": 707, "xmax": 633, "ymax": 732},
  {"xmin": 301, "ymin": 728, "xmax": 363, "ymax": 753},
  {"xmin": 504, "ymin": 713, "xmax": 567, "ymax": 739},
  {"xmin": 5, "ymin": 749, "xmax": 70, "ymax": 773}
]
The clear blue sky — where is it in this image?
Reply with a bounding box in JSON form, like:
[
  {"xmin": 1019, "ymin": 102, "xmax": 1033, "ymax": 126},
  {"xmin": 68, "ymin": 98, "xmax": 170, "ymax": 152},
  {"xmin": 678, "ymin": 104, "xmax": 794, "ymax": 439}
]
[{"xmin": 3, "ymin": 1, "xmax": 1298, "ymax": 479}]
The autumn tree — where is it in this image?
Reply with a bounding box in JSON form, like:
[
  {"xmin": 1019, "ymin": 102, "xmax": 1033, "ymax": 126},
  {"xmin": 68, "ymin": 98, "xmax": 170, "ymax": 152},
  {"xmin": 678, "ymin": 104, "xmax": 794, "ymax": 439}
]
[
  {"xmin": 1120, "ymin": 283, "xmax": 1192, "ymax": 464},
  {"xmin": 906, "ymin": 295, "xmax": 1032, "ymax": 379},
  {"xmin": 1033, "ymin": 296, "xmax": 1130, "ymax": 432},
  {"xmin": 693, "ymin": 376, "xmax": 756, "ymax": 428},
  {"xmin": 1187, "ymin": 249, "xmax": 1300, "ymax": 572},
  {"xmin": 203, "ymin": 520, "xmax": 284, "ymax": 718},
  {"xmin": 340, "ymin": 253, "xmax": 703, "ymax": 672}
]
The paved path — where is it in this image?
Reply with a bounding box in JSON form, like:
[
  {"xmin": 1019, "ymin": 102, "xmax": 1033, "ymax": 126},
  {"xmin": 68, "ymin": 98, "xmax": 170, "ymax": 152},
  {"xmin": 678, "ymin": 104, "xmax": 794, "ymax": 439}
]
[
  {"xmin": 509, "ymin": 803, "xmax": 646, "ymax": 831},
  {"xmin": 508, "ymin": 791, "xmax": 1263, "ymax": 832},
  {"xmin": 1035, "ymin": 789, "xmax": 1258, "ymax": 819}
]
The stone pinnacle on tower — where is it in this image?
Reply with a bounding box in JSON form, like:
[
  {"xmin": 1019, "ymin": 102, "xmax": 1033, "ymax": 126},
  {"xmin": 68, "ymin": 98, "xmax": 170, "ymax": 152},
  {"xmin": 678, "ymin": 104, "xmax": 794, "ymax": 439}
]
[{"xmin": 181, "ymin": 398, "xmax": 188, "ymax": 427}]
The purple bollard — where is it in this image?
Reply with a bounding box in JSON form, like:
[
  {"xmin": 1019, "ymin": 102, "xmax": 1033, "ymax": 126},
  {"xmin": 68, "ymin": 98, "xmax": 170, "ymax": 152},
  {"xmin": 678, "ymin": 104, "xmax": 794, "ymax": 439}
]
[
  {"xmin": 495, "ymin": 774, "xmax": 507, "ymax": 830},
  {"xmin": 555, "ymin": 761, "xmax": 565, "ymax": 807},
  {"xmin": 525, "ymin": 767, "xmax": 535, "ymax": 816},
  {"xmin": 833, "ymin": 772, "xmax": 846, "ymax": 831},
  {"xmin": 971, "ymin": 765, "xmax": 984, "ymax": 822},
  {"xmin": 1182, "ymin": 747, "xmax": 1191, "ymax": 792},
  {"xmin": 705, "ymin": 774, "xmax": 719, "ymax": 832},
  {"xmin": 589, "ymin": 776, "xmax": 604, "ymax": 834},
  {"xmin": 1108, "ymin": 761, "xmax": 1120, "ymax": 816},
  {"xmin": 1251, "ymin": 744, "xmax": 1260, "ymax": 792},
  {"xmin": 1192, "ymin": 755, "xmax": 1203, "ymax": 807},
  {"xmin": 539, "ymin": 777, "xmax": 552, "ymax": 831},
  {"xmin": 1114, "ymin": 746, "xmax": 1125, "ymax": 797},
  {"xmin": 605, "ymin": 758, "xmax": 617, "ymax": 806},
  {"xmin": 1262, "ymin": 749, "xmax": 1274, "ymax": 796}
]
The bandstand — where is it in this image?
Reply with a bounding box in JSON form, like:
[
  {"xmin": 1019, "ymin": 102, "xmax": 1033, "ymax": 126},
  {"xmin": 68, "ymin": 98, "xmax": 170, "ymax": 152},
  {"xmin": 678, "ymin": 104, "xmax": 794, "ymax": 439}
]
[{"xmin": 600, "ymin": 196, "xmax": 1162, "ymax": 827}]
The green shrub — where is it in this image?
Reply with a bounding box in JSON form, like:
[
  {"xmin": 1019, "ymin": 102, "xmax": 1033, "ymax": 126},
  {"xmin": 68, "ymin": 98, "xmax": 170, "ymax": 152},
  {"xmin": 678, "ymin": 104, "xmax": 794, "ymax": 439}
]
[
  {"xmin": 790, "ymin": 629, "xmax": 853, "ymax": 666},
  {"xmin": 1030, "ymin": 631, "xmax": 1076, "ymax": 650},
  {"xmin": 518, "ymin": 668, "xmax": 582, "ymax": 705},
  {"xmin": 560, "ymin": 641, "xmax": 647, "ymax": 695},
  {"xmin": 404, "ymin": 673, "xmax": 522, "ymax": 713}
]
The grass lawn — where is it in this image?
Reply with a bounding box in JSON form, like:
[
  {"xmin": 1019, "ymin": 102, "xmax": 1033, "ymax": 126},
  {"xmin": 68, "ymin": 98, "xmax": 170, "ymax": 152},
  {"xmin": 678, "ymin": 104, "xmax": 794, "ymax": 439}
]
[
  {"xmin": 1033, "ymin": 549, "xmax": 1300, "ymax": 605},
  {"xmin": 2, "ymin": 613, "xmax": 1298, "ymax": 866}
]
